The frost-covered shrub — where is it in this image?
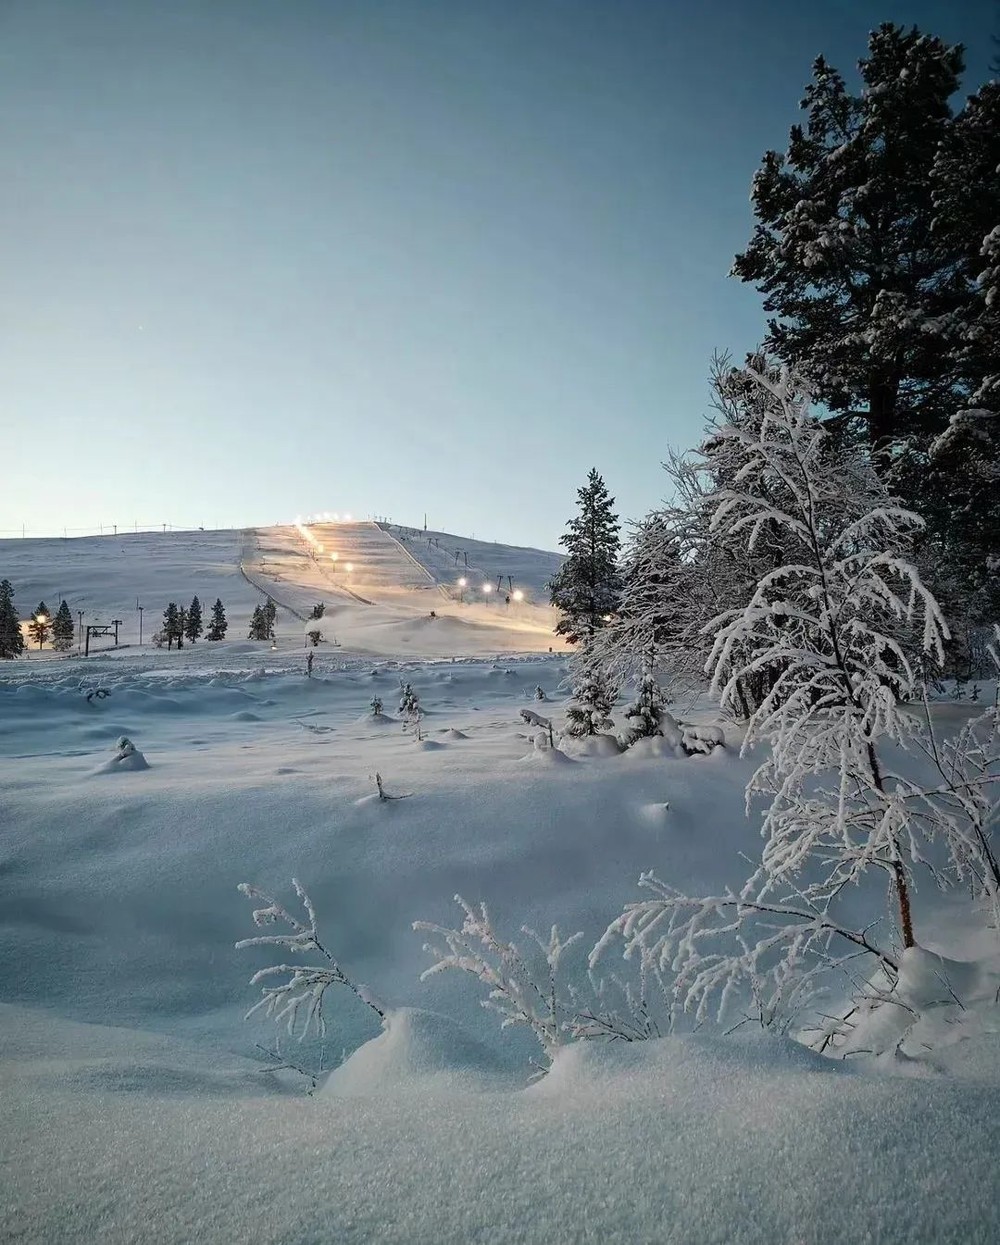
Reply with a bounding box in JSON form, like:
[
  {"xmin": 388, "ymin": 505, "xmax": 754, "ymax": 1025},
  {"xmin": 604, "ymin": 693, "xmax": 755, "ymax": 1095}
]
[
  {"xmin": 236, "ymin": 880, "xmax": 384, "ymax": 1040},
  {"xmin": 414, "ymin": 897, "xmax": 584, "ymax": 1066}
]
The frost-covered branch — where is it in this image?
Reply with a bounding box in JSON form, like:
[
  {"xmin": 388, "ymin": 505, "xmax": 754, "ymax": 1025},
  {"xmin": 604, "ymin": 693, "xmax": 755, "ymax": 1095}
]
[
  {"xmin": 236, "ymin": 879, "xmax": 384, "ymax": 1040},
  {"xmin": 593, "ymin": 869, "xmax": 897, "ymax": 1028},
  {"xmin": 414, "ymin": 896, "xmax": 583, "ymax": 1061}
]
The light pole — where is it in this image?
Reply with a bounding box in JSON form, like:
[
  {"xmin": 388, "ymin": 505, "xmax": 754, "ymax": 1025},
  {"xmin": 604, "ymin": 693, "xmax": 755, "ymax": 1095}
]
[
  {"xmin": 137, "ymin": 602, "xmax": 144, "ymax": 646},
  {"xmin": 481, "ymin": 583, "xmax": 493, "ymax": 604},
  {"xmin": 457, "ymin": 576, "xmax": 467, "ymax": 603},
  {"xmin": 34, "ymin": 611, "xmax": 48, "ymax": 650}
]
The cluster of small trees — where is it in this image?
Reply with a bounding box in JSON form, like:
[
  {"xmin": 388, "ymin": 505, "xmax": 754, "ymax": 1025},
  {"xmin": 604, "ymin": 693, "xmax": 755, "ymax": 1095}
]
[
  {"xmin": 157, "ymin": 596, "xmax": 228, "ymax": 649},
  {"xmin": 248, "ymin": 597, "xmax": 277, "ymax": 642},
  {"xmin": 0, "ymin": 580, "xmax": 76, "ymax": 658}
]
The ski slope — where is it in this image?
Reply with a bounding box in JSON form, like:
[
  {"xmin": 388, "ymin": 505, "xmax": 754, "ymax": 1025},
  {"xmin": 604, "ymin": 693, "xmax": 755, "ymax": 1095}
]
[{"xmin": 0, "ymin": 523, "xmax": 568, "ymax": 660}]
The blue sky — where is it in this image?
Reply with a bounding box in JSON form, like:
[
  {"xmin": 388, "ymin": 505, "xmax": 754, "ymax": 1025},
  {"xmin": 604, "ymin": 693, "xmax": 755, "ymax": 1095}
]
[{"xmin": 1, "ymin": 0, "xmax": 995, "ymax": 548}]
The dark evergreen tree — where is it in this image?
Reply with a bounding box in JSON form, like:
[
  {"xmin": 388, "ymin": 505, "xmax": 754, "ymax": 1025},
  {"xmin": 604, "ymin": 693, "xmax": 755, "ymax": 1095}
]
[
  {"xmin": 564, "ymin": 668, "xmax": 615, "ymax": 738},
  {"xmin": 732, "ymin": 25, "xmax": 966, "ymax": 460},
  {"xmin": 206, "ymin": 598, "xmax": 228, "ymax": 641},
  {"xmin": 184, "ymin": 596, "xmax": 203, "ymax": 644},
  {"xmin": 263, "ymin": 597, "xmax": 277, "ymax": 639},
  {"xmin": 248, "ymin": 604, "xmax": 270, "ymax": 641},
  {"xmin": 27, "ymin": 601, "xmax": 50, "ymax": 649},
  {"xmin": 162, "ymin": 603, "xmax": 181, "ymax": 650},
  {"xmin": 51, "ymin": 600, "xmax": 75, "ymax": 652},
  {"xmin": 922, "ymin": 79, "xmax": 1000, "ymax": 643},
  {"xmin": 549, "ymin": 468, "xmax": 621, "ymax": 644},
  {"xmin": 0, "ymin": 579, "xmax": 25, "ymax": 659}
]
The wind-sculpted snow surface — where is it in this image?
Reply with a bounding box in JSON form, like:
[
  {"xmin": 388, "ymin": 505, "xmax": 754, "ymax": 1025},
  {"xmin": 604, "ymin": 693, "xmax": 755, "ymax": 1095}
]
[{"xmin": 3, "ymin": 1003, "xmax": 1000, "ymax": 1244}]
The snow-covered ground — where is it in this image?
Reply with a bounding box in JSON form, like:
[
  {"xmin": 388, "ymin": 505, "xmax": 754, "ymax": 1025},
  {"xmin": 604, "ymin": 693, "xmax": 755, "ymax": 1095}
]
[{"xmin": 2, "ymin": 529, "xmax": 999, "ymax": 1243}]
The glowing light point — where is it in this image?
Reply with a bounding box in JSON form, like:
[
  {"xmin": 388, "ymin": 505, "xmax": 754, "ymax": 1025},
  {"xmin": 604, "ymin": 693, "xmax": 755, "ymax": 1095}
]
[
  {"xmin": 458, "ymin": 577, "xmax": 467, "ymax": 587},
  {"xmin": 513, "ymin": 590, "xmax": 524, "ymax": 602},
  {"xmin": 345, "ymin": 562, "xmax": 354, "ymax": 573},
  {"xmin": 330, "ymin": 552, "xmax": 338, "ymax": 562},
  {"xmin": 482, "ymin": 584, "xmax": 493, "ymax": 595}
]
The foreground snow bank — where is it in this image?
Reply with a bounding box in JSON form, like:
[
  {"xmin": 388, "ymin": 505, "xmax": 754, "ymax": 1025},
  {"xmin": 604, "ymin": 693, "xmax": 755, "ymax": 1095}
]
[{"xmin": 3, "ymin": 1004, "xmax": 999, "ymax": 1245}]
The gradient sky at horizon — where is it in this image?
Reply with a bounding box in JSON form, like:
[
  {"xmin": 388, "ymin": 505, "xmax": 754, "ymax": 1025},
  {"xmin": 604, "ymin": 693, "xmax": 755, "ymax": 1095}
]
[{"xmin": 2, "ymin": 0, "xmax": 995, "ymax": 549}]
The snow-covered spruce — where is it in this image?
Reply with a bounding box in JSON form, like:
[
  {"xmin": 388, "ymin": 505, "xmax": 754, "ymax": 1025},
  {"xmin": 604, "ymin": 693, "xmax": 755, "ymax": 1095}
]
[{"xmin": 563, "ymin": 664, "xmax": 615, "ymax": 739}]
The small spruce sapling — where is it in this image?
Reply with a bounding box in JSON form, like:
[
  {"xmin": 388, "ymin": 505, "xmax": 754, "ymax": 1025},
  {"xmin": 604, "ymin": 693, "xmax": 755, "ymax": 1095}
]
[
  {"xmin": 370, "ymin": 695, "xmax": 383, "ymax": 716},
  {"xmin": 248, "ymin": 604, "xmax": 270, "ymax": 641},
  {"xmin": 618, "ymin": 655, "xmax": 666, "ymax": 748},
  {"xmin": 564, "ymin": 667, "xmax": 615, "ymax": 738}
]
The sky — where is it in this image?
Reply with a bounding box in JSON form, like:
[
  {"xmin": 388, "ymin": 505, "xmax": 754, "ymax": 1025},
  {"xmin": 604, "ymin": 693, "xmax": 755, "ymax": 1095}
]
[{"xmin": 1, "ymin": 0, "xmax": 996, "ymax": 549}]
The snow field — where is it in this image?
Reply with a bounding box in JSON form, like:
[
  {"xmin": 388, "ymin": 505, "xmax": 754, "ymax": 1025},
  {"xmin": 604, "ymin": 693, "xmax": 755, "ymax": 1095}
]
[{"xmin": 2, "ymin": 633, "xmax": 999, "ymax": 1240}]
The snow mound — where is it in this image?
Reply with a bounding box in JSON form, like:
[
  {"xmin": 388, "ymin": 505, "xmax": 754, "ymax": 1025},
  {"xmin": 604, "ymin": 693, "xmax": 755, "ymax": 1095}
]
[
  {"xmin": 637, "ymin": 800, "xmax": 671, "ymax": 826},
  {"xmin": 322, "ymin": 1007, "xmax": 517, "ymax": 1097},
  {"xmin": 93, "ymin": 737, "xmax": 150, "ymax": 773},
  {"xmin": 562, "ymin": 733, "xmax": 623, "ymax": 758},
  {"xmin": 441, "ymin": 728, "xmax": 469, "ymax": 740}
]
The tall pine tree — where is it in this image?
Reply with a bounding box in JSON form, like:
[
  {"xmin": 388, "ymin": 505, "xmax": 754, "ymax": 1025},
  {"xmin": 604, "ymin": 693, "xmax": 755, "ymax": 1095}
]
[
  {"xmin": 184, "ymin": 596, "xmax": 203, "ymax": 643},
  {"xmin": 732, "ymin": 25, "xmax": 966, "ymax": 459},
  {"xmin": 248, "ymin": 604, "xmax": 270, "ymax": 641},
  {"xmin": 51, "ymin": 600, "xmax": 75, "ymax": 652},
  {"xmin": 549, "ymin": 469, "xmax": 621, "ymax": 644},
  {"xmin": 27, "ymin": 602, "xmax": 50, "ymax": 649},
  {"xmin": 0, "ymin": 579, "xmax": 25, "ymax": 659},
  {"xmin": 206, "ymin": 598, "xmax": 227, "ymax": 641},
  {"xmin": 162, "ymin": 603, "xmax": 181, "ymax": 650}
]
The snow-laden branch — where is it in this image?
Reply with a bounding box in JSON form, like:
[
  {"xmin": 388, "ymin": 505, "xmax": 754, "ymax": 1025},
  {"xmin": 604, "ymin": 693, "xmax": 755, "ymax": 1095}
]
[{"xmin": 236, "ymin": 879, "xmax": 384, "ymax": 1040}]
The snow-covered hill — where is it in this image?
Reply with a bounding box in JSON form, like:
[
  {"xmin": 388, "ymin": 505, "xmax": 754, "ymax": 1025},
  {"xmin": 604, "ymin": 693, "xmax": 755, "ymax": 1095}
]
[{"xmin": 0, "ymin": 522, "xmax": 568, "ymax": 660}]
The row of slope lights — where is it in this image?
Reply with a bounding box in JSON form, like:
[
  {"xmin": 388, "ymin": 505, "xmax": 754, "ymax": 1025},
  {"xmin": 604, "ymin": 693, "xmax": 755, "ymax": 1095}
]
[
  {"xmin": 295, "ymin": 520, "xmax": 354, "ymax": 573},
  {"xmin": 295, "ymin": 512, "xmax": 353, "ymax": 524},
  {"xmin": 456, "ymin": 576, "xmax": 524, "ymax": 602}
]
